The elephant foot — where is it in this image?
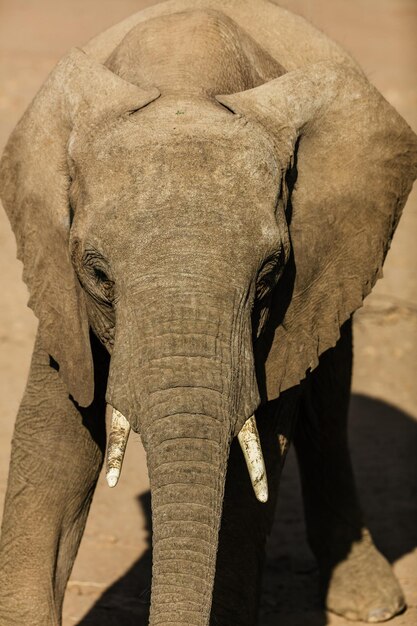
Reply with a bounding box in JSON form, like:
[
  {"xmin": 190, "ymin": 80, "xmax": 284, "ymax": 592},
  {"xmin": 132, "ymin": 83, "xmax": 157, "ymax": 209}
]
[{"xmin": 322, "ymin": 530, "xmax": 405, "ymax": 623}]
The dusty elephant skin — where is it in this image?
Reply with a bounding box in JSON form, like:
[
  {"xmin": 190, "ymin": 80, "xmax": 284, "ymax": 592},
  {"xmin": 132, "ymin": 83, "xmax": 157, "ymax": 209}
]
[{"xmin": 0, "ymin": 1, "xmax": 416, "ymax": 625}]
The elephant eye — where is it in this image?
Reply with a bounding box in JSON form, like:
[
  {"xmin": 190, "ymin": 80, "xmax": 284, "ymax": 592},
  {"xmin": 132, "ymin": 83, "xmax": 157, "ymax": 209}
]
[
  {"xmin": 90, "ymin": 265, "xmax": 114, "ymax": 303},
  {"xmin": 256, "ymin": 249, "xmax": 285, "ymax": 301},
  {"xmin": 256, "ymin": 275, "xmax": 274, "ymax": 301},
  {"xmin": 81, "ymin": 250, "xmax": 115, "ymax": 305},
  {"xmin": 93, "ymin": 266, "xmax": 110, "ymax": 283}
]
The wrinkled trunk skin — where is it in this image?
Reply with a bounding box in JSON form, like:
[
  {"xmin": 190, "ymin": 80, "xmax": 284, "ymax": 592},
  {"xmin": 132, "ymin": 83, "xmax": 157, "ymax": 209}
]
[
  {"xmin": 145, "ymin": 402, "xmax": 231, "ymax": 625},
  {"xmin": 107, "ymin": 288, "xmax": 258, "ymax": 626}
]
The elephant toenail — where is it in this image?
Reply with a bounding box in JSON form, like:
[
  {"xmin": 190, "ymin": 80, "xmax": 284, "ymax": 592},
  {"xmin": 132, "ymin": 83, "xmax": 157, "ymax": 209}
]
[{"xmin": 367, "ymin": 608, "xmax": 393, "ymax": 622}]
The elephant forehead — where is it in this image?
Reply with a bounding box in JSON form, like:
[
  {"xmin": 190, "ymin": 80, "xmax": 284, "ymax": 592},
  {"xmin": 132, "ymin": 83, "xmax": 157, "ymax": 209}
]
[
  {"xmin": 70, "ymin": 108, "xmax": 284, "ymax": 274},
  {"xmin": 75, "ymin": 113, "xmax": 280, "ymax": 212}
]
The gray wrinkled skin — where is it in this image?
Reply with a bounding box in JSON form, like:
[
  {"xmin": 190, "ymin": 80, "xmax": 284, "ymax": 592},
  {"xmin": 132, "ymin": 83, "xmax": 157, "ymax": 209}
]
[{"xmin": 0, "ymin": 1, "xmax": 416, "ymax": 625}]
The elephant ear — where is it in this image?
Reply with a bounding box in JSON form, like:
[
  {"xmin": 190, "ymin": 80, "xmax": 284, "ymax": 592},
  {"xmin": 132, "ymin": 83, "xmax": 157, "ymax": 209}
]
[
  {"xmin": 217, "ymin": 61, "xmax": 417, "ymax": 399},
  {"xmin": 0, "ymin": 47, "xmax": 159, "ymax": 406}
]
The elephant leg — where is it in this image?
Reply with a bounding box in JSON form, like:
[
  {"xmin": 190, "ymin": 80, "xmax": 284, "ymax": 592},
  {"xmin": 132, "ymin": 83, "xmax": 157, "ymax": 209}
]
[
  {"xmin": 0, "ymin": 331, "xmax": 108, "ymax": 626},
  {"xmin": 294, "ymin": 317, "xmax": 405, "ymax": 622},
  {"xmin": 211, "ymin": 389, "xmax": 301, "ymax": 626}
]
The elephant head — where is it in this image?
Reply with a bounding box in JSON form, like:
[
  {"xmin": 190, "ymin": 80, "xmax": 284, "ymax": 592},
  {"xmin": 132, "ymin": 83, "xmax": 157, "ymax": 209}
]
[{"xmin": 1, "ymin": 22, "xmax": 416, "ymax": 626}]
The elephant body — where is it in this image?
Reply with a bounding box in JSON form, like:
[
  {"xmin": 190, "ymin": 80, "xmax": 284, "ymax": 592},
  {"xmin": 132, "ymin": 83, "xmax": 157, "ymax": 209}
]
[{"xmin": 1, "ymin": 1, "xmax": 416, "ymax": 625}]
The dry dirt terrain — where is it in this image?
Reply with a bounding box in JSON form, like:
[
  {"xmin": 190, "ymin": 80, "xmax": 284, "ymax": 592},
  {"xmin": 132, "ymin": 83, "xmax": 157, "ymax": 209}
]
[{"xmin": 0, "ymin": 1, "xmax": 416, "ymax": 625}]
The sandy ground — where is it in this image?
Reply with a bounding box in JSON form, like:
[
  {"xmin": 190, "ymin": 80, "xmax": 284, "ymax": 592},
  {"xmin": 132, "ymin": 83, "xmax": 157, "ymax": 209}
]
[{"xmin": 0, "ymin": 1, "xmax": 416, "ymax": 624}]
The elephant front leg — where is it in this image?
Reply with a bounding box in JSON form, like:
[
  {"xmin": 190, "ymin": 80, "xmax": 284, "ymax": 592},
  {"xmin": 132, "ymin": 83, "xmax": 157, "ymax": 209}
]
[
  {"xmin": 211, "ymin": 394, "xmax": 299, "ymax": 626},
  {"xmin": 0, "ymin": 332, "xmax": 108, "ymax": 626},
  {"xmin": 210, "ymin": 437, "xmax": 269, "ymax": 626},
  {"xmin": 294, "ymin": 318, "xmax": 404, "ymax": 623}
]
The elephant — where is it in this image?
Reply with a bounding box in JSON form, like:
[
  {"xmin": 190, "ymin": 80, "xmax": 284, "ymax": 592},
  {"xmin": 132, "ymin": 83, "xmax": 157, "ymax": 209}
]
[{"xmin": 0, "ymin": 1, "xmax": 416, "ymax": 625}]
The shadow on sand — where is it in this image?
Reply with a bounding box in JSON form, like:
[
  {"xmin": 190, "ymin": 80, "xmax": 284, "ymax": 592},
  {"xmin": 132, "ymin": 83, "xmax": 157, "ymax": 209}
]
[{"xmin": 77, "ymin": 394, "xmax": 417, "ymax": 625}]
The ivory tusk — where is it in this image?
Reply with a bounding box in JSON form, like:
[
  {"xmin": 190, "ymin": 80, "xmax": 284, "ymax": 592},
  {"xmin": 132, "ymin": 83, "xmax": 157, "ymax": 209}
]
[
  {"xmin": 237, "ymin": 415, "xmax": 268, "ymax": 503},
  {"xmin": 106, "ymin": 408, "xmax": 131, "ymax": 488}
]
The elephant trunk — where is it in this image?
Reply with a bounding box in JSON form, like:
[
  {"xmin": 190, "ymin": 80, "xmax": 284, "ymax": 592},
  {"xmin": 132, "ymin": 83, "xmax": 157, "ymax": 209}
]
[
  {"xmin": 106, "ymin": 287, "xmax": 260, "ymax": 625},
  {"xmin": 144, "ymin": 398, "xmax": 231, "ymax": 625}
]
